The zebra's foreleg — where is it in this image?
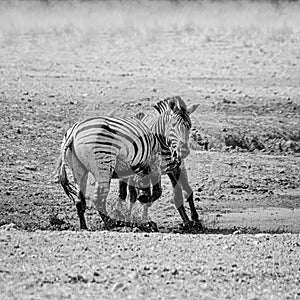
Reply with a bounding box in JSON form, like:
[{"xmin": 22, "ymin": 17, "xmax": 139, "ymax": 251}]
[
  {"xmin": 115, "ymin": 179, "xmax": 131, "ymax": 221},
  {"xmin": 168, "ymin": 172, "xmax": 191, "ymax": 226},
  {"xmin": 118, "ymin": 179, "xmax": 128, "ymax": 202},
  {"xmin": 141, "ymin": 203, "xmax": 152, "ymax": 221},
  {"xmin": 179, "ymin": 167, "xmax": 199, "ymax": 222},
  {"xmin": 149, "ymin": 180, "xmax": 162, "ymax": 203},
  {"xmin": 183, "ymin": 185, "xmax": 199, "ymax": 222}
]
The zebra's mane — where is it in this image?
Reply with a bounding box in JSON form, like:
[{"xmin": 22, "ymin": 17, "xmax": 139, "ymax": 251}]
[{"xmin": 153, "ymin": 96, "xmax": 191, "ymax": 125}]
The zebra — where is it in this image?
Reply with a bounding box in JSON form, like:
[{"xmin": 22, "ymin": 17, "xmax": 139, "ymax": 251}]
[
  {"xmin": 117, "ymin": 96, "xmax": 202, "ymax": 229},
  {"xmin": 55, "ymin": 116, "xmax": 162, "ymax": 230}
]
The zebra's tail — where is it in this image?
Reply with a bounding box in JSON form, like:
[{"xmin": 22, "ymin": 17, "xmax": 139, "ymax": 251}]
[
  {"xmin": 55, "ymin": 152, "xmax": 77, "ymax": 203},
  {"xmin": 54, "ymin": 123, "xmax": 79, "ymax": 203}
]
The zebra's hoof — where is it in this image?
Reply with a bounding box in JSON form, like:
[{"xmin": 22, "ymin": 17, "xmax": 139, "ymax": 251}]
[
  {"xmin": 178, "ymin": 221, "xmax": 194, "ymax": 232},
  {"xmin": 178, "ymin": 220, "xmax": 204, "ymax": 233},
  {"xmin": 193, "ymin": 220, "xmax": 205, "ymax": 232}
]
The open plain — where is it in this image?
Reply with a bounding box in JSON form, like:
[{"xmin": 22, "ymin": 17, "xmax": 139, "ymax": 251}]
[{"xmin": 0, "ymin": 1, "xmax": 299, "ymax": 299}]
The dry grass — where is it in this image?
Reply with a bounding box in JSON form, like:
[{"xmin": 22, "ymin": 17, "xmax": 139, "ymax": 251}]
[{"xmin": 1, "ymin": 0, "xmax": 300, "ymax": 42}]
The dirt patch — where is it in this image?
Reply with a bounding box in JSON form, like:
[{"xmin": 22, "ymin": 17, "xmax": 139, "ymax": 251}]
[{"xmin": 0, "ymin": 230, "xmax": 299, "ymax": 299}]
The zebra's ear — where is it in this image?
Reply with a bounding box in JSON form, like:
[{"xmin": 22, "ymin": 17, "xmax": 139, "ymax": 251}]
[
  {"xmin": 168, "ymin": 98, "xmax": 177, "ymax": 111},
  {"xmin": 187, "ymin": 104, "xmax": 199, "ymax": 115}
]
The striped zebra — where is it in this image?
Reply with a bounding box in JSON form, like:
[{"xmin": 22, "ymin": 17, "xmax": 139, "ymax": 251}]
[
  {"xmin": 117, "ymin": 96, "xmax": 202, "ymax": 229},
  {"xmin": 55, "ymin": 116, "xmax": 162, "ymax": 230}
]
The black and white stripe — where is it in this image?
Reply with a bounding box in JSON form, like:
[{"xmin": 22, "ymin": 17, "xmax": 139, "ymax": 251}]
[
  {"xmin": 118, "ymin": 96, "xmax": 202, "ymax": 228},
  {"xmin": 56, "ymin": 116, "xmax": 162, "ymax": 230}
]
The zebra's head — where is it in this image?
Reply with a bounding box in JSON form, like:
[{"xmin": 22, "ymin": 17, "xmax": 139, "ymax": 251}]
[{"xmin": 154, "ymin": 96, "xmax": 199, "ymax": 163}]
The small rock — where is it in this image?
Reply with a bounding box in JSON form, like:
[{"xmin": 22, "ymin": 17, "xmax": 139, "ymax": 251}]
[
  {"xmin": 132, "ymin": 227, "xmax": 141, "ymax": 233},
  {"xmin": 111, "ymin": 282, "xmax": 125, "ymax": 292},
  {"xmin": 255, "ymin": 233, "xmax": 270, "ymax": 239},
  {"xmin": 24, "ymin": 165, "xmax": 37, "ymax": 171},
  {"xmin": 128, "ymin": 270, "xmax": 139, "ymax": 280},
  {"xmin": 171, "ymin": 269, "xmax": 179, "ymax": 276},
  {"xmin": 223, "ymin": 98, "xmax": 231, "ymax": 104},
  {"xmin": 233, "ymin": 230, "xmax": 241, "ymax": 235}
]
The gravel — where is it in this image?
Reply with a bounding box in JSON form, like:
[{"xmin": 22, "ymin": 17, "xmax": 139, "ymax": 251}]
[{"xmin": 0, "ymin": 230, "xmax": 299, "ymax": 299}]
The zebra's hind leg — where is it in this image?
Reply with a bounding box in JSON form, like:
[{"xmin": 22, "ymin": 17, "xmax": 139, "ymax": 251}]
[
  {"xmin": 76, "ymin": 175, "xmax": 89, "ymax": 230},
  {"xmin": 93, "ymin": 181, "xmax": 110, "ymax": 225},
  {"xmin": 68, "ymin": 149, "xmax": 89, "ymax": 230},
  {"xmin": 95, "ymin": 179, "xmax": 136, "ymax": 229},
  {"xmin": 76, "ymin": 197, "xmax": 87, "ymax": 230}
]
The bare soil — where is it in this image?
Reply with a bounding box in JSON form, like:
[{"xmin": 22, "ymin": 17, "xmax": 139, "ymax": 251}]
[
  {"xmin": 0, "ymin": 1, "xmax": 299, "ymax": 299},
  {"xmin": 0, "ymin": 230, "xmax": 299, "ymax": 300}
]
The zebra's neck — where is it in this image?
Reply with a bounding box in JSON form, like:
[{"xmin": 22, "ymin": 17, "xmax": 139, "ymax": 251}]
[
  {"xmin": 150, "ymin": 112, "xmax": 171, "ymax": 150},
  {"xmin": 142, "ymin": 111, "xmax": 181, "ymax": 173}
]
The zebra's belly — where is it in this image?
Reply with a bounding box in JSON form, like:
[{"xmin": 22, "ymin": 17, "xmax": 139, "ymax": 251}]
[
  {"xmin": 113, "ymin": 159, "xmax": 152, "ymax": 179},
  {"xmin": 113, "ymin": 161, "xmax": 140, "ymax": 178}
]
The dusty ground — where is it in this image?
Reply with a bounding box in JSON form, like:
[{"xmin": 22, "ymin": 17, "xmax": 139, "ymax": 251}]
[
  {"xmin": 0, "ymin": 230, "xmax": 299, "ymax": 300},
  {"xmin": 0, "ymin": 0, "xmax": 300, "ymax": 299}
]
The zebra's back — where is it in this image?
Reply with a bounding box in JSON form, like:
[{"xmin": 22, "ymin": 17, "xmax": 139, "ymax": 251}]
[{"xmin": 72, "ymin": 116, "xmax": 160, "ymax": 177}]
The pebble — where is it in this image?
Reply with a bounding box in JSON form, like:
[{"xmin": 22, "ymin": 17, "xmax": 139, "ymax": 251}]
[
  {"xmin": 24, "ymin": 165, "xmax": 37, "ymax": 171},
  {"xmin": 233, "ymin": 230, "xmax": 241, "ymax": 235},
  {"xmin": 111, "ymin": 282, "xmax": 125, "ymax": 292},
  {"xmin": 128, "ymin": 270, "xmax": 139, "ymax": 280}
]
